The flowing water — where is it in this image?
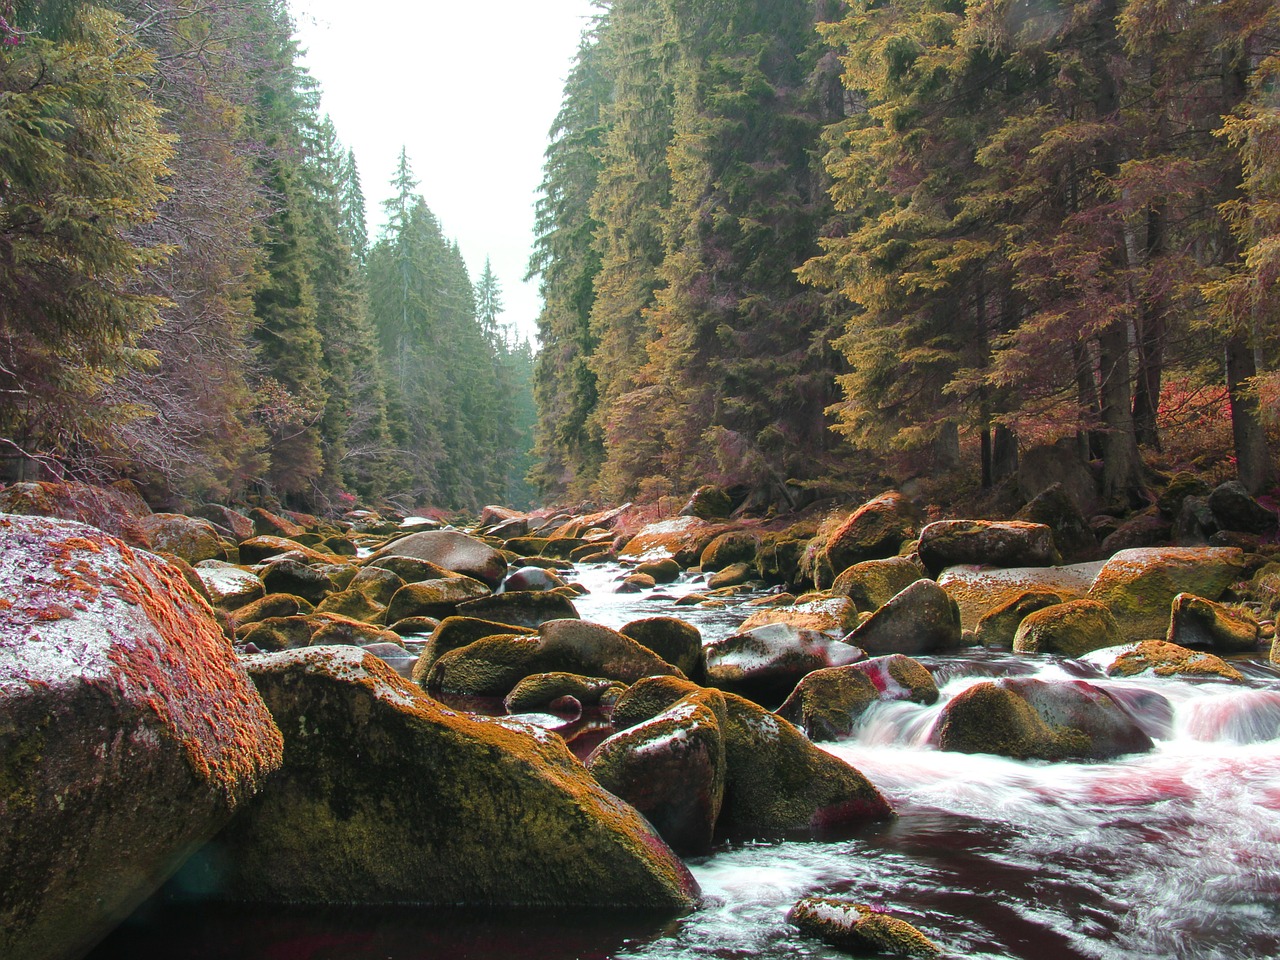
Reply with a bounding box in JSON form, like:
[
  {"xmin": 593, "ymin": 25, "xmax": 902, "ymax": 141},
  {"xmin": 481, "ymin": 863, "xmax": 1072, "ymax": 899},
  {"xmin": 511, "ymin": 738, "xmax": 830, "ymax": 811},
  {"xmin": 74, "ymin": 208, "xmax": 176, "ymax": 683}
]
[{"xmin": 90, "ymin": 563, "xmax": 1280, "ymax": 960}]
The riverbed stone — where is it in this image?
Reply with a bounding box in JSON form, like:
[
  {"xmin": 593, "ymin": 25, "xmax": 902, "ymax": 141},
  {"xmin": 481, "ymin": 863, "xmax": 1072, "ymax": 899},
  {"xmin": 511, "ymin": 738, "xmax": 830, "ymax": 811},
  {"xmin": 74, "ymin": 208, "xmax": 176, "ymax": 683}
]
[
  {"xmin": 188, "ymin": 646, "xmax": 699, "ymax": 909},
  {"xmin": 195, "ymin": 561, "xmax": 266, "ymax": 611},
  {"xmin": 0, "ymin": 514, "xmax": 282, "ymax": 960},
  {"xmin": 260, "ymin": 558, "xmax": 338, "ymax": 605},
  {"xmin": 137, "ymin": 513, "xmax": 227, "ymax": 564},
  {"xmin": 707, "ymin": 562, "xmax": 757, "ymax": 590},
  {"xmin": 249, "ymin": 507, "xmax": 305, "ymax": 539},
  {"xmin": 830, "ymin": 556, "xmax": 925, "ymax": 614},
  {"xmin": 845, "ymin": 579, "xmax": 963, "ymax": 656},
  {"xmin": 413, "ymin": 616, "xmax": 535, "ymax": 684},
  {"xmin": 1016, "ymin": 483, "xmax": 1098, "ymax": 562},
  {"xmin": 700, "ymin": 531, "xmax": 760, "ymax": 572},
  {"xmin": 314, "ymin": 588, "xmax": 386, "ymax": 624},
  {"xmin": 937, "ymin": 561, "xmax": 1101, "ymax": 631},
  {"xmin": 974, "ymin": 590, "xmax": 1065, "ymax": 648},
  {"xmin": 0, "ymin": 480, "xmax": 152, "ymax": 547},
  {"xmin": 621, "ymin": 617, "xmax": 704, "ymax": 681},
  {"xmin": 385, "ymin": 576, "xmax": 492, "ymax": 623},
  {"xmin": 347, "ymin": 565, "xmax": 405, "ymax": 606},
  {"xmin": 239, "ymin": 536, "xmax": 338, "ymax": 566},
  {"xmin": 787, "ymin": 898, "xmax": 941, "ymax": 959},
  {"xmin": 587, "ymin": 689, "xmax": 727, "ymax": 855},
  {"xmin": 1092, "ymin": 640, "xmax": 1245, "ymax": 682},
  {"xmin": 918, "ymin": 519, "xmax": 1060, "ymax": 577},
  {"xmin": 363, "ymin": 555, "xmax": 460, "ymax": 584},
  {"xmin": 1168, "ymin": 593, "xmax": 1260, "ymax": 653},
  {"xmin": 1087, "ymin": 547, "xmax": 1247, "ymax": 642},
  {"xmin": 502, "ymin": 566, "xmax": 567, "ymax": 592},
  {"xmin": 1012, "ymin": 599, "xmax": 1124, "ymax": 658},
  {"xmin": 739, "ymin": 595, "xmax": 860, "ymax": 635},
  {"xmin": 504, "ymin": 673, "xmax": 628, "ymax": 714},
  {"xmin": 823, "ymin": 492, "xmax": 918, "ymax": 572},
  {"xmin": 371, "ymin": 529, "xmax": 509, "ymax": 588},
  {"xmin": 704, "ymin": 623, "xmax": 864, "ymax": 706},
  {"xmin": 238, "ymin": 616, "xmax": 315, "ymax": 652},
  {"xmin": 228, "ymin": 593, "xmax": 313, "ymax": 631},
  {"xmin": 620, "ymin": 516, "xmax": 717, "ymax": 566},
  {"xmin": 776, "ymin": 655, "xmax": 938, "ymax": 741},
  {"xmin": 456, "ymin": 589, "xmax": 579, "ymax": 628}
]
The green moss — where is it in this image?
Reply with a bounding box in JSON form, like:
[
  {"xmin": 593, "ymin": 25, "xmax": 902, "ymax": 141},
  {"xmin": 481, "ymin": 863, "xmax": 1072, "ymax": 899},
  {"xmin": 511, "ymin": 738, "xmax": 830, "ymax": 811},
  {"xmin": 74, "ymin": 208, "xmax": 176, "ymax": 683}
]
[{"xmin": 0, "ymin": 726, "xmax": 46, "ymax": 812}]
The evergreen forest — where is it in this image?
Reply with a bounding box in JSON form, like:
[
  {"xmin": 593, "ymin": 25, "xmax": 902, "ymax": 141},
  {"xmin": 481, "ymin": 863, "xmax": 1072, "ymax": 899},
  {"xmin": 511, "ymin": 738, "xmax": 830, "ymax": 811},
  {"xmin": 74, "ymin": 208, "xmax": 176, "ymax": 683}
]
[{"xmin": 2, "ymin": 0, "xmax": 1278, "ymax": 516}]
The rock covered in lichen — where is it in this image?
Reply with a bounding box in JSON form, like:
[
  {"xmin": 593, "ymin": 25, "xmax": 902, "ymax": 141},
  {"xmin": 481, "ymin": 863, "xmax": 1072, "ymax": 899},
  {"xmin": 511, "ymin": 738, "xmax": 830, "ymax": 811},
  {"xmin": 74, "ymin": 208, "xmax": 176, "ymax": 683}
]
[
  {"xmin": 1090, "ymin": 640, "xmax": 1245, "ymax": 683},
  {"xmin": 846, "ymin": 579, "xmax": 963, "ymax": 656},
  {"xmin": 1167, "ymin": 593, "xmax": 1260, "ymax": 654},
  {"xmin": 370, "ymin": 529, "xmax": 509, "ymax": 588},
  {"xmin": 0, "ymin": 513, "xmax": 283, "ymax": 960},
  {"xmin": 621, "ymin": 617, "xmax": 704, "ymax": 681},
  {"xmin": 1012, "ymin": 599, "xmax": 1124, "ymax": 658},
  {"xmin": 918, "ymin": 519, "xmax": 1060, "ymax": 577},
  {"xmin": 776, "ymin": 655, "xmax": 938, "ymax": 741},
  {"xmin": 787, "ymin": 897, "xmax": 941, "ymax": 959},
  {"xmin": 704, "ymin": 622, "xmax": 864, "ymax": 706},
  {"xmin": 191, "ymin": 646, "xmax": 699, "ymax": 910}
]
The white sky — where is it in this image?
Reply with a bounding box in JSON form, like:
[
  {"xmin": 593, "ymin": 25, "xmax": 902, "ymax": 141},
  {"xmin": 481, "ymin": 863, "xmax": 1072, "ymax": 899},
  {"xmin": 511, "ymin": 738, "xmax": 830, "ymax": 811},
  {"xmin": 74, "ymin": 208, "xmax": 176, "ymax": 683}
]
[{"xmin": 290, "ymin": 0, "xmax": 599, "ymax": 345}]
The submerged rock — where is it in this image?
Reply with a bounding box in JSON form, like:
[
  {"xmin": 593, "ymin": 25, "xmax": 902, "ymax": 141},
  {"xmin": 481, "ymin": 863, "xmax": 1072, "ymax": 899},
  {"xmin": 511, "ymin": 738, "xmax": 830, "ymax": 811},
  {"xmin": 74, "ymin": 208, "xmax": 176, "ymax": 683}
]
[
  {"xmin": 187, "ymin": 646, "xmax": 699, "ymax": 909},
  {"xmin": 0, "ymin": 514, "xmax": 282, "ymax": 960},
  {"xmin": 776, "ymin": 655, "xmax": 939, "ymax": 741},
  {"xmin": 788, "ymin": 897, "xmax": 941, "ymax": 959}
]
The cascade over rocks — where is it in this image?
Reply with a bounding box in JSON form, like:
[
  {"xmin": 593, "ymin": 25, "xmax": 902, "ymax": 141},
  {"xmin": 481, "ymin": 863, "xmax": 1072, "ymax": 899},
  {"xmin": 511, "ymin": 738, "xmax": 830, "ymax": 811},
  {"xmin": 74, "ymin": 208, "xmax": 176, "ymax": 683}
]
[
  {"xmin": 0, "ymin": 514, "xmax": 282, "ymax": 960},
  {"xmin": 776, "ymin": 655, "xmax": 939, "ymax": 741},
  {"xmin": 184, "ymin": 646, "xmax": 700, "ymax": 910}
]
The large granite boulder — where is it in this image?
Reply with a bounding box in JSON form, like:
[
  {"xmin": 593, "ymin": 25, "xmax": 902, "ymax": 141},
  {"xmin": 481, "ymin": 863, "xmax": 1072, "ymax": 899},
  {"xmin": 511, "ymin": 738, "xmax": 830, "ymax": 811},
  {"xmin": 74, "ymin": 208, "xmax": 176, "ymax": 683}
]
[
  {"xmin": 456, "ymin": 589, "xmax": 580, "ymax": 628},
  {"xmin": 917, "ymin": 520, "xmax": 1060, "ymax": 577},
  {"xmin": 823, "ymin": 492, "xmax": 918, "ymax": 573},
  {"xmin": 0, "ymin": 480, "xmax": 151, "ymax": 547},
  {"xmin": 238, "ymin": 536, "xmax": 339, "ymax": 566},
  {"xmin": 385, "ymin": 576, "xmax": 492, "ymax": 622},
  {"xmin": 619, "ymin": 516, "xmax": 717, "ymax": 566},
  {"xmin": 195, "ymin": 561, "xmax": 266, "ymax": 611},
  {"xmin": 0, "ymin": 514, "xmax": 282, "ymax": 960},
  {"xmin": 973, "ymin": 590, "xmax": 1065, "ymax": 649},
  {"xmin": 413, "ymin": 616, "xmax": 534, "ymax": 683},
  {"xmin": 932, "ymin": 678, "xmax": 1152, "ymax": 760},
  {"xmin": 1012, "ymin": 599, "xmax": 1125, "ymax": 658},
  {"xmin": 845, "ymin": 579, "xmax": 963, "ymax": 656},
  {"xmin": 136, "ymin": 513, "xmax": 226, "ymax": 564},
  {"xmin": 938, "ymin": 561, "xmax": 1103, "ymax": 632},
  {"xmin": 621, "ymin": 617, "xmax": 704, "ymax": 681},
  {"xmin": 188, "ymin": 646, "xmax": 699, "ymax": 909},
  {"xmin": 830, "ymin": 556, "xmax": 924, "ymax": 613},
  {"xmin": 703, "ymin": 623, "xmax": 864, "ymax": 705},
  {"xmin": 1087, "ymin": 547, "xmax": 1247, "ymax": 642},
  {"xmin": 1015, "ymin": 483, "xmax": 1098, "ymax": 562},
  {"xmin": 700, "ymin": 530, "xmax": 760, "ymax": 573},
  {"xmin": 1167, "ymin": 593, "xmax": 1260, "ymax": 653},
  {"xmin": 738, "ymin": 595, "xmax": 861, "ymax": 635},
  {"xmin": 371, "ymin": 530, "xmax": 509, "ymax": 588},
  {"xmin": 776, "ymin": 655, "xmax": 939, "ymax": 741}
]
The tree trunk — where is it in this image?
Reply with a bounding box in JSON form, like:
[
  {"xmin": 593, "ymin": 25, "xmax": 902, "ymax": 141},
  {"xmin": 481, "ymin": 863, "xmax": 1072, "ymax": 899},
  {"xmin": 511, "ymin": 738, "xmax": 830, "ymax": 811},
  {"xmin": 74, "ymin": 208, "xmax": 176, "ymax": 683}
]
[
  {"xmin": 1225, "ymin": 335, "xmax": 1276, "ymax": 494},
  {"xmin": 992, "ymin": 424, "xmax": 1019, "ymax": 483},
  {"xmin": 1097, "ymin": 321, "xmax": 1146, "ymax": 506},
  {"xmin": 1073, "ymin": 342, "xmax": 1103, "ymax": 461},
  {"xmin": 1132, "ymin": 203, "xmax": 1166, "ymax": 450}
]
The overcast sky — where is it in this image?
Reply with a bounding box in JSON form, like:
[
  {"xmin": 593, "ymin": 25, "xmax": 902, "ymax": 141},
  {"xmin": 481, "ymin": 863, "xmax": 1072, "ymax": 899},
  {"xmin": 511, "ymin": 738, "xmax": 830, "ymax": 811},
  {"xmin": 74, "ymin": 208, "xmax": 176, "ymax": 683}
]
[{"xmin": 290, "ymin": 0, "xmax": 599, "ymax": 344}]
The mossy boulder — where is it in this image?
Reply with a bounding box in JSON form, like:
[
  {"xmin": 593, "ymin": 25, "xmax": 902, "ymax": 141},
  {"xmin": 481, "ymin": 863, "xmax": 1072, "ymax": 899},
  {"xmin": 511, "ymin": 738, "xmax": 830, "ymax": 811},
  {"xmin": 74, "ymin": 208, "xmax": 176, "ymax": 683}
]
[
  {"xmin": 830, "ymin": 556, "xmax": 925, "ymax": 614},
  {"xmin": 1012, "ymin": 599, "xmax": 1124, "ymax": 658},
  {"xmin": 1095, "ymin": 640, "xmax": 1245, "ymax": 682},
  {"xmin": 228, "ymin": 593, "xmax": 313, "ymax": 631},
  {"xmin": 754, "ymin": 534, "xmax": 809, "ymax": 586},
  {"xmin": 504, "ymin": 673, "xmax": 627, "ymax": 715},
  {"xmin": 938, "ymin": 561, "xmax": 1101, "ymax": 632},
  {"xmin": 704, "ymin": 623, "xmax": 864, "ymax": 706},
  {"xmin": 456, "ymin": 589, "xmax": 580, "ymax": 628},
  {"xmin": 619, "ymin": 516, "xmax": 717, "ymax": 566},
  {"xmin": 260, "ymin": 558, "xmax": 338, "ymax": 605},
  {"xmin": 680, "ymin": 484, "xmax": 734, "ymax": 521},
  {"xmin": 717, "ymin": 692, "xmax": 893, "ymax": 839},
  {"xmin": 700, "ymin": 531, "xmax": 760, "ymax": 573},
  {"xmin": 974, "ymin": 590, "xmax": 1065, "ymax": 649},
  {"xmin": 0, "ymin": 514, "xmax": 282, "ymax": 960},
  {"xmin": 706, "ymin": 561, "xmax": 756, "ymax": 590},
  {"xmin": 239, "ymin": 616, "xmax": 315, "ymax": 652},
  {"xmin": 193, "ymin": 504, "xmax": 255, "ymax": 542},
  {"xmin": 502, "ymin": 566, "xmax": 567, "ymax": 592},
  {"xmin": 1087, "ymin": 547, "xmax": 1247, "ymax": 642},
  {"xmin": 1015, "ymin": 483, "xmax": 1098, "ymax": 562},
  {"xmin": 587, "ymin": 688, "xmax": 727, "ymax": 855},
  {"xmin": 371, "ymin": 530, "xmax": 509, "ymax": 589},
  {"xmin": 776, "ymin": 655, "xmax": 938, "ymax": 741},
  {"xmin": 363, "ymin": 555, "xmax": 459, "ymax": 584},
  {"xmin": 739, "ymin": 595, "xmax": 860, "ymax": 635},
  {"xmin": 347, "ymin": 566, "xmax": 405, "ymax": 606},
  {"xmin": 385, "ymin": 576, "xmax": 492, "ymax": 623},
  {"xmin": 610, "ymin": 676, "xmax": 707, "ymax": 730},
  {"xmin": 1209, "ymin": 480, "xmax": 1279, "ymax": 535},
  {"xmin": 1158, "ymin": 472, "xmax": 1212, "ymax": 519},
  {"xmin": 933, "ymin": 678, "xmax": 1152, "ymax": 760},
  {"xmin": 314, "ymin": 589, "xmax": 386, "ymax": 624},
  {"xmin": 413, "ymin": 616, "xmax": 534, "ymax": 684},
  {"xmin": 1168, "ymin": 593, "xmax": 1260, "ymax": 653},
  {"xmin": 621, "ymin": 617, "xmax": 704, "ymax": 682},
  {"xmin": 787, "ymin": 898, "xmax": 941, "ymax": 959},
  {"xmin": 846, "ymin": 579, "xmax": 963, "ymax": 656},
  {"xmin": 0, "ymin": 480, "xmax": 151, "ymax": 547},
  {"xmin": 194, "ymin": 561, "xmax": 266, "ymax": 611},
  {"xmin": 307, "ymin": 613, "xmax": 399, "ymax": 648},
  {"xmin": 239, "ymin": 536, "xmax": 336, "ymax": 566},
  {"xmin": 918, "ymin": 519, "xmax": 1060, "ymax": 577},
  {"xmin": 635, "ymin": 557, "xmax": 682, "ymax": 583},
  {"xmin": 823, "ymin": 492, "xmax": 918, "ymax": 573},
  {"xmin": 249, "ymin": 507, "xmax": 305, "ymax": 539},
  {"xmin": 137, "ymin": 513, "xmax": 226, "ymax": 564},
  {"xmin": 188, "ymin": 646, "xmax": 699, "ymax": 909}
]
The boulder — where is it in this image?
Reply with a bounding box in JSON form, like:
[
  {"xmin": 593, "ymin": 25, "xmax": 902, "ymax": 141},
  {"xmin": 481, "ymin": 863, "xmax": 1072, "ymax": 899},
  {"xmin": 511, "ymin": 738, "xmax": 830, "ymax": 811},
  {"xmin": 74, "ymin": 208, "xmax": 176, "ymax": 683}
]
[
  {"xmin": 704, "ymin": 623, "xmax": 864, "ymax": 705},
  {"xmin": 739, "ymin": 595, "xmax": 860, "ymax": 635},
  {"xmin": 385, "ymin": 576, "xmax": 492, "ymax": 622},
  {"xmin": 0, "ymin": 480, "xmax": 151, "ymax": 547},
  {"xmin": 456, "ymin": 590, "xmax": 580, "ymax": 628},
  {"xmin": 1158, "ymin": 472, "xmax": 1212, "ymax": 519},
  {"xmin": 776, "ymin": 655, "xmax": 938, "ymax": 741},
  {"xmin": 917, "ymin": 520, "xmax": 1060, "ymax": 577},
  {"xmin": 823, "ymin": 492, "xmax": 918, "ymax": 572},
  {"xmin": 249, "ymin": 507, "xmax": 305, "ymax": 539},
  {"xmin": 188, "ymin": 646, "xmax": 699, "ymax": 909},
  {"xmin": 619, "ymin": 516, "xmax": 717, "ymax": 566},
  {"xmin": 0, "ymin": 514, "xmax": 282, "ymax": 960},
  {"xmin": 1172, "ymin": 495, "xmax": 1217, "ymax": 546},
  {"xmin": 587, "ymin": 688, "xmax": 727, "ymax": 855},
  {"xmin": 830, "ymin": 556, "xmax": 924, "ymax": 613},
  {"xmin": 238, "ymin": 616, "xmax": 314, "ymax": 652},
  {"xmin": 937, "ymin": 561, "xmax": 1101, "ymax": 631},
  {"xmin": 1012, "ymin": 599, "xmax": 1124, "ymax": 658},
  {"xmin": 609, "ymin": 675, "xmax": 706, "ymax": 731},
  {"xmin": 192, "ymin": 504, "xmax": 255, "ymax": 542},
  {"xmin": 228, "ymin": 593, "xmax": 312, "ymax": 631},
  {"xmin": 1015, "ymin": 483, "xmax": 1098, "ymax": 562},
  {"xmin": 1087, "ymin": 547, "xmax": 1247, "ymax": 642},
  {"xmin": 363, "ymin": 555, "xmax": 460, "ymax": 584},
  {"xmin": 700, "ymin": 531, "xmax": 760, "ymax": 573},
  {"xmin": 1168, "ymin": 593, "xmax": 1260, "ymax": 653},
  {"xmin": 707, "ymin": 562, "xmax": 756, "ymax": 590},
  {"xmin": 635, "ymin": 557, "xmax": 682, "ymax": 583},
  {"xmin": 260, "ymin": 558, "xmax": 338, "ymax": 605},
  {"xmin": 787, "ymin": 898, "xmax": 941, "ymax": 959},
  {"xmin": 502, "ymin": 566, "xmax": 567, "ymax": 593},
  {"xmin": 754, "ymin": 534, "xmax": 809, "ymax": 586},
  {"xmin": 314, "ymin": 588, "xmax": 386, "ymax": 624},
  {"xmin": 413, "ymin": 616, "xmax": 534, "ymax": 684},
  {"xmin": 618, "ymin": 572, "xmax": 657, "ymax": 593},
  {"xmin": 371, "ymin": 530, "xmax": 509, "ymax": 589},
  {"xmin": 195, "ymin": 561, "xmax": 266, "ymax": 611},
  {"xmin": 1210, "ymin": 480, "xmax": 1279, "ymax": 535},
  {"xmin": 846, "ymin": 579, "xmax": 963, "ymax": 656},
  {"xmin": 238, "ymin": 536, "xmax": 337, "ymax": 566},
  {"xmin": 1100, "ymin": 513, "xmax": 1173, "ymax": 555},
  {"xmin": 308, "ymin": 614, "xmax": 398, "ymax": 648},
  {"xmin": 347, "ymin": 565, "xmax": 405, "ymax": 606},
  {"xmin": 716, "ymin": 692, "xmax": 893, "ymax": 839},
  {"xmin": 136, "ymin": 513, "xmax": 226, "ymax": 564},
  {"xmin": 1093, "ymin": 640, "xmax": 1245, "ymax": 683},
  {"xmin": 621, "ymin": 617, "xmax": 704, "ymax": 681},
  {"xmin": 973, "ymin": 590, "xmax": 1065, "ymax": 648},
  {"xmin": 932, "ymin": 678, "xmax": 1152, "ymax": 760},
  {"xmin": 503, "ymin": 673, "xmax": 627, "ymax": 714},
  {"xmin": 679, "ymin": 484, "xmax": 734, "ymax": 520},
  {"xmin": 1017, "ymin": 441, "xmax": 1099, "ymax": 515}
]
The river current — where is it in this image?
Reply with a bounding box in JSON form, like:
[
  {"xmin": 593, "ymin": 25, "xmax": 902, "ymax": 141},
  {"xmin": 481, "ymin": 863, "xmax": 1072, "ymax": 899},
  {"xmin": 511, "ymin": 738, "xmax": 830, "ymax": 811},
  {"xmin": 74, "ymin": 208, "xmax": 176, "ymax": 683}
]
[{"xmin": 90, "ymin": 562, "xmax": 1280, "ymax": 960}]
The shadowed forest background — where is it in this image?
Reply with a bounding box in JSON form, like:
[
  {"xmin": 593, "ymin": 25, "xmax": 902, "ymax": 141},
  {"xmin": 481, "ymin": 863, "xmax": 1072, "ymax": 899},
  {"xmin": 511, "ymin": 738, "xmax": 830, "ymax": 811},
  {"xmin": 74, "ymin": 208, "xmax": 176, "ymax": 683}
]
[{"xmin": 1, "ymin": 0, "xmax": 1277, "ymax": 515}]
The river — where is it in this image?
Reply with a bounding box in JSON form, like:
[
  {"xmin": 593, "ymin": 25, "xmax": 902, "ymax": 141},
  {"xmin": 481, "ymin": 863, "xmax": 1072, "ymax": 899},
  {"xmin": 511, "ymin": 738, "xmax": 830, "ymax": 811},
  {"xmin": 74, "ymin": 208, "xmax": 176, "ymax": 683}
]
[{"xmin": 89, "ymin": 561, "xmax": 1280, "ymax": 960}]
